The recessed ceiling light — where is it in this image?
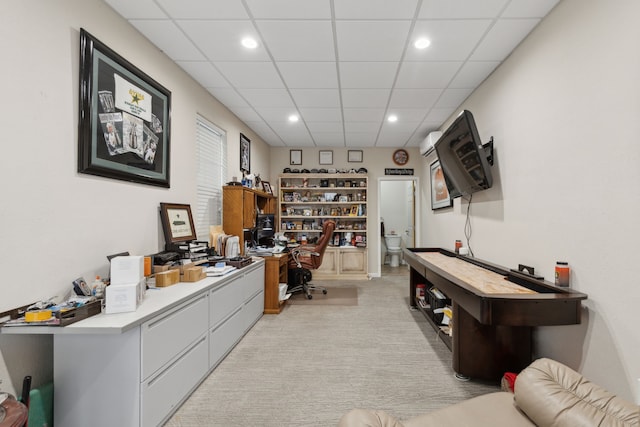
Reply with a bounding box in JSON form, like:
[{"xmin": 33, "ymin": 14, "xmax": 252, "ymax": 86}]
[
  {"xmin": 241, "ymin": 37, "xmax": 258, "ymax": 49},
  {"xmin": 387, "ymin": 114, "xmax": 398, "ymax": 123},
  {"xmin": 414, "ymin": 38, "xmax": 431, "ymax": 49},
  {"xmin": 288, "ymin": 114, "xmax": 299, "ymax": 122}
]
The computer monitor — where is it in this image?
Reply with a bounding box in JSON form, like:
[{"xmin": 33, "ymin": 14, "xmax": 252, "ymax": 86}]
[{"xmin": 255, "ymin": 214, "xmax": 275, "ymax": 246}]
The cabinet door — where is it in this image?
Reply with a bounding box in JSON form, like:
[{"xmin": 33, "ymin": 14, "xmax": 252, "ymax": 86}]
[
  {"xmin": 243, "ymin": 191, "xmax": 256, "ymax": 228},
  {"xmin": 315, "ymin": 247, "xmax": 338, "ymax": 275},
  {"xmin": 340, "ymin": 248, "xmax": 368, "ymax": 274}
]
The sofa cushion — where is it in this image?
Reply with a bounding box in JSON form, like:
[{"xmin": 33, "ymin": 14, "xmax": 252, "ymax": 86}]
[
  {"xmin": 514, "ymin": 358, "xmax": 639, "ymax": 427},
  {"xmin": 404, "ymin": 392, "xmax": 535, "ymax": 427},
  {"xmin": 338, "ymin": 393, "xmax": 535, "ymax": 427}
]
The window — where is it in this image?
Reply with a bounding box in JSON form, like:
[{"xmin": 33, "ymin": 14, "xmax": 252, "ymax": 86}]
[{"xmin": 196, "ymin": 115, "xmax": 226, "ymax": 241}]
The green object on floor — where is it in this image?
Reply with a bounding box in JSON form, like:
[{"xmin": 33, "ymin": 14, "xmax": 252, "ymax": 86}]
[{"xmin": 25, "ymin": 382, "xmax": 53, "ymax": 427}]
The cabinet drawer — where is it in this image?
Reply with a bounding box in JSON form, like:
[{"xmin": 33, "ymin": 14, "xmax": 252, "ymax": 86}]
[
  {"xmin": 209, "ymin": 306, "xmax": 244, "ymax": 368},
  {"xmin": 210, "ymin": 279, "xmax": 244, "ymax": 327},
  {"xmin": 244, "ymin": 291, "xmax": 263, "ymax": 331},
  {"xmin": 242, "ymin": 266, "xmax": 264, "ymax": 300},
  {"xmin": 141, "ymin": 334, "xmax": 209, "ymax": 427},
  {"xmin": 142, "ymin": 293, "xmax": 208, "ymax": 380}
]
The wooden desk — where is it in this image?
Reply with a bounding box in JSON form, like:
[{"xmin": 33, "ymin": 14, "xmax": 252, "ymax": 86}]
[
  {"xmin": 262, "ymin": 253, "xmax": 289, "ymax": 314},
  {"xmin": 404, "ymin": 248, "xmax": 587, "ymax": 381}
]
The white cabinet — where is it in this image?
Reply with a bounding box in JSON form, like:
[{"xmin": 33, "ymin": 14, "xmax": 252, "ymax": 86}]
[
  {"xmin": 42, "ymin": 260, "xmax": 265, "ymax": 427},
  {"xmin": 278, "ymin": 173, "xmax": 368, "ymax": 278}
]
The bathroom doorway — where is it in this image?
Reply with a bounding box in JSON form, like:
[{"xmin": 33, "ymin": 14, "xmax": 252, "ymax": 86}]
[{"xmin": 378, "ymin": 177, "xmax": 419, "ymax": 275}]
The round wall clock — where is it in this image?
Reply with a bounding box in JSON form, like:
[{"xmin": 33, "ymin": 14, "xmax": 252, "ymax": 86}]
[{"xmin": 392, "ymin": 149, "xmax": 409, "ymax": 166}]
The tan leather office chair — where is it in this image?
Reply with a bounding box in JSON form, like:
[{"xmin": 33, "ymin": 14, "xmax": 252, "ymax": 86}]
[{"xmin": 287, "ymin": 220, "xmax": 336, "ymax": 299}]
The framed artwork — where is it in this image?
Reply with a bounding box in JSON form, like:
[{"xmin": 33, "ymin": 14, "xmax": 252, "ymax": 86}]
[
  {"xmin": 240, "ymin": 133, "xmax": 250, "ymax": 173},
  {"xmin": 319, "ymin": 150, "xmax": 333, "ymax": 165},
  {"xmin": 348, "ymin": 150, "xmax": 363, "ymax": 163},
  {"xmin": 261, "ymin": 181, "xmax": 273, "ymax": 195},
  {"xmin": 430, "ymin": 160, "xmax": 452, "ymax": 210},
  {"xmin": 159, "ymin": 203, "xmax": 197, "ymax": 244},
  {"xmin": 78, "ymin": 28, "xmax": 171, "ymax": 187},
  {"xmin": 392, "ymin": 149, "xmax": 409, "ymax": 166},
  {"xmin": 290, "ymin": 149, "xmax": 302, "ymax": 165}
]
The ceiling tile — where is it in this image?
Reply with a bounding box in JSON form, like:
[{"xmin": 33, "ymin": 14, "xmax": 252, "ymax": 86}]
[
  {"xmin": 290, "ymin": 89, "xmax": 340, "ymax": 108},
  {"xmin": 336, "ymin": 21, "xmax": 412, "ymax": 61},
  {"xmin": 254, "ymin": 106, "xmax": 300, "ymax": 121},
  {"xmin": 424, "ymin": 107, "xmax": 457, "ymax": 123},
  {"xmin": 129, "ymin": 20, "xmax": 205, "ymax": 61},
  {"xmin": 277, "ymin": 62, "xmax": 339, "ymax": 88},
  {"xmin": 214, "ymin": 62, "xmax": 284, "ymax": 88},
  {"xmin": 406, "ymin": 20, "xmax": 493, "ymax": 61},
  {"xmin": 178, "ymin": 20, "xmax": 269, "ymax": 61},
  {"xmin": 388, "ymin": 88, "xmax": 442, "ymax": 109},
  {"xmin": 449, "ymin": 61, "xmax": 500, "ymax": 88},
  {"xmin": 306, "ymin": 121, "xmax": 344, "ymax": 133},
  {"xmin": 207, "ymin": 88, "xmax": 250, "ymax": 108},
  {"xmin": 380, "ymin": 120, "xmax": 421, "ymax": 133},
  {"xmin": 244, "ymin": 121, "xmax": 282, "ymax": 143},
  {"xmin": 470, "ymin": 18, "xmax": 540, "ymax": 61},
  {"xmin": 312, "ymin": 133, "xmax": 346, "ymax": 146},
  {"xmin": 418, "ymin": 0, "xmax": 509, "ymax": 19},
  {"xmin": 341, "ymin": 89, "xmax": 390, "ymax": 108},
  {"xmin": 375, "ymin": 132, "xmax": 414, "ymax": 147},
  {"xmin": 385, "ymin": 108, "xmax": 428, "ymax": 122},
  {"xmin": 104, "ymin": 0, "xmax": 167, "ymax": 19},
  {"xmin": 334, "ymin": 0, "xmax": 419, "ymax": 19},
  {"xmin": 344, "ymin": 133, "xmax": 378, "ymax": 146},
  {"xmin": 395, "ymin": 62, "xmax": 462, "ymax": 88},
  {"xmin": 245, "ymin": 0, "xmax": 332, "ymax": 19},
  {"xmin": 342, "ymin": 108, "xmax": 385, "ymax": 122},
  {"xmin": 339, "ymin": 62, "xmax": 398, "ymax": 89},
  {"xmin": 177, "ymin": 61, "xmax": 229, "ymax": 87},
  {"xmin": 345, "ymin": 122, "xmax": 381, "ymax": 133},
  {"xmin": 434, "ymin": 88, "xmax": 474, "ymax": 109},
  {"xmin": 299, "ymin": 108, "xmax": 343, "ymax": 122},
  {"xmin": 228, "ymin": 106, "xmax": 263, "ymax": 122},
  {"xmin": 156, "ymin": 0, "xmax": 249, "ymax": 19},
  {"xmin": 236, "ymin": 88, "xmax": 295, "ymax": 108},
  {"xmin": 501, "ymin": 0, "xmax": 560, "ymax": 18},
  {"xmin": 257, "ymin": 21, "xmax": 335, "ymax": 61}
]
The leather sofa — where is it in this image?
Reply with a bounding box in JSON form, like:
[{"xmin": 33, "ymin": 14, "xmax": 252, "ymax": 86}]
[{"xmin": 338, "ymin": 358, "xmax": 639, "ymax": 427}]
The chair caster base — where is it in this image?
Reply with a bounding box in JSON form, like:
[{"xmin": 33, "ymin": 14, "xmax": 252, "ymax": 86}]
[{"xmin": 306, "ymin": 294, "xmax": 313, "ymax": 300}]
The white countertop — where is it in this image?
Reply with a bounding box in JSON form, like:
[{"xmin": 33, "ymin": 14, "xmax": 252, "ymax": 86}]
[{"xmin": 1, "ymin": 259, "xmax": 264, "ymax": 336}]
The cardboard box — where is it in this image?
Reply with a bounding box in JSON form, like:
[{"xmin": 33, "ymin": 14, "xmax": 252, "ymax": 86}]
[
  {"xmin": 183, "ymin": 266, "xmax": 205, "ymax": 282},
  {"xmin": 155, "ymin": 269, "xmax": 180, "ymax": 287}
]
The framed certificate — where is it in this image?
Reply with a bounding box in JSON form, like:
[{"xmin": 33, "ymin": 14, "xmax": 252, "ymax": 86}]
[
  {"xmin": 319, "ymin": 150, "xmax": 333, "ymax": 165},
  {"xmin": 159, "ymin": 203, "xmax": 197, "ymax": 244}
]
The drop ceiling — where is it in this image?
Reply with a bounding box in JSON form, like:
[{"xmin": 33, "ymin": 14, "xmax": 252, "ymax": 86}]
[{"xmin": 102, "ymin": 0, "xmax": 560, "ymax": 148}]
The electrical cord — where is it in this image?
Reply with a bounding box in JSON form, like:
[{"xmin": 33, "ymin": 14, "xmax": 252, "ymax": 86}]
[{"xmin": 464, "ymin": 194, "xmax": 474, "ymax": 257}]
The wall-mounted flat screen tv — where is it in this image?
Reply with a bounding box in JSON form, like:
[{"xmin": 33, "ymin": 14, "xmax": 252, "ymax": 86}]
[{"xmin": 435, "ymin": 110, "xmax": 493, "ymax": 198}]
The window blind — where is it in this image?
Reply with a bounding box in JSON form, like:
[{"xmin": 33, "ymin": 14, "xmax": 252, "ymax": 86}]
[{"xmin": 196, "ymin": 115, "xmax": 226, "ymax": 241}]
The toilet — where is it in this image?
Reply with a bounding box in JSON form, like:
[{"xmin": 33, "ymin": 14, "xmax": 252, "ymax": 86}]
[{"xmin": 384, "ymin": 234, "xmax": 403, "ymax": 267}]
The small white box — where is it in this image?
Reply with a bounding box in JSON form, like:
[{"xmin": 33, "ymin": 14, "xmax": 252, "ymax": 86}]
[
  {"xmin": 111, "ymin": 256, "xmax": 144, "ymax": 285},
  {"xmin": 279, "ymin": 283, "xmax": 288, "ymax": 301},
  {"xmin": 105, "ymin": 279, "xmax": 146, "ymax": 314}
]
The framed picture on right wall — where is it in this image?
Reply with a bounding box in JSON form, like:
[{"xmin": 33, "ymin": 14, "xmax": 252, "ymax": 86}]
[{"xmin": 430, "ymin": 160, "xmax": 452, "ymax": 210}]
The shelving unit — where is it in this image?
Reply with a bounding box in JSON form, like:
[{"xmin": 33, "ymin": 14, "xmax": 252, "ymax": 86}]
[
  {"xmin": 222, "ymin": 185, "xmax": 276, "ymax": 252},
  {"xmin": 278, "ymin": 173, "xmax": 368, "ymax": 279}
]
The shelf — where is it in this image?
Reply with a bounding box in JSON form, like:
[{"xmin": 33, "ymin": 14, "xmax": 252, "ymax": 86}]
[
  {"xmin": 414, "ymin": 296, "xmax": 452, "ymax": 350},
  {"xmin": 283, "ymin": 229, "xmax": 366, "ymax": 233},
  {"xmin": 281, "ymin": 215, "xmax": 367, "ymax": 219},
  {"xmin": 281, "ymin": 187, "xmax": 368, "ymax": 191}
]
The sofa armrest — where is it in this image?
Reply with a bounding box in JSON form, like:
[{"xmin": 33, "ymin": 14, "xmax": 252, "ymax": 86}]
[{"xmin": 514, "ymin": 358, "xmax": 639, "ymax": 426}]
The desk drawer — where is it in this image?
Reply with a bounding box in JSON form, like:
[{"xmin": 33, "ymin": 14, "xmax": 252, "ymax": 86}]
[
  {"xmin": 141, "ymin": 334, "xmax": 208, "ymax": 427},
  {"xmin": 141, "ymin": 293, "xmax": 208, "ymax": 380}
]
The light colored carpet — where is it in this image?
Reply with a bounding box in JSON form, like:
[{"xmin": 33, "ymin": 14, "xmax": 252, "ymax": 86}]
[
  {"xmin": 288, "ymin": 286, "xmax": 358, "ymax": 306},
  {"xmin": 165, "ymin": 271, "xmax": 499, "ymax": 426}
]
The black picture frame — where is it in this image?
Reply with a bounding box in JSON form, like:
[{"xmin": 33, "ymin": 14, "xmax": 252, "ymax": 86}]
[
  {"xmin": 290, "ymin": 149, "xmax": 302, "ymax": 165},
  {"xmin": 78, "ymin": 29, "xmax": 171, "ymax": 187},
  {"xmin": 319, "ymin": 150, "xmax": 333, "ymax": 165},
  {"xmin": 430, "ymin": 160, "xmax": 453, "ymax": 210},
  {"xmin": 240, "ymin": 133, "xmax": 250, "ymax": 173},
  {"xmin": 159, "ymin": 203, "xmax": 197, "ymax": 244}
]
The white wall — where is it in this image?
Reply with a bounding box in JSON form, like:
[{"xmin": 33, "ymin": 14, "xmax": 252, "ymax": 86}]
[
  {"xmin": 0, "ymin": 0, "xmax": 270, "ymax": 395},
  {"xmin": 421, "ymin": 0, "xmax": 639, "ymax": 402}
]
